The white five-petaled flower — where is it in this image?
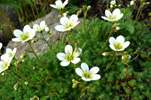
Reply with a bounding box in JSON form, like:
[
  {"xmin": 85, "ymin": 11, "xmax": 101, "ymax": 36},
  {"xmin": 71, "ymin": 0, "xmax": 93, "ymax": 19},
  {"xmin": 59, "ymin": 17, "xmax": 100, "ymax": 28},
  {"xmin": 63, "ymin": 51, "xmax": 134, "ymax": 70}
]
[
  {"xmin": 0, "ymin": 48, "xmax": 17, "ymax": 73},
  {"xmin": 75, "ymin": 63, "xmax": 101, "ymax": 81},
  {"xmin": 33, "ymin": 21, "xmax": 47, "ymax": 32},
  {"xmin": 101, "ymin": 8, "xmax": 123, "ymax": 22},
  {"xmin": 109, "ymin": 35, "xmax": 130, "ymax": 51},
  {"xmin": 55, "ymin": 14, "xmax": 80, "ymax": 32},
  {"xmin": 57, "ymin": 45, "xmax": 82, "ymax": 66},
  {"xmin": 12, "ymin": 25, "xmax": 36, "ymax": 43},
  {"xmin": 50, "ymin": 0, "xmax": 68, "ymax": 10}
]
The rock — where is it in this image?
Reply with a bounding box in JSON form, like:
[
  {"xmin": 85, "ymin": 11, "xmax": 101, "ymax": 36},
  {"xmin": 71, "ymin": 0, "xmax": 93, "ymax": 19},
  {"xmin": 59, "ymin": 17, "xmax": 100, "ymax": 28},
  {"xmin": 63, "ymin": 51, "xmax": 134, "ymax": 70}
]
[
  {"xmin": 6, "ymin": 9, "xmax": 83, "ymax": 59},
  {"xmin": 0, "ymin": 5, "xmax": 21, "ymax": 50}
]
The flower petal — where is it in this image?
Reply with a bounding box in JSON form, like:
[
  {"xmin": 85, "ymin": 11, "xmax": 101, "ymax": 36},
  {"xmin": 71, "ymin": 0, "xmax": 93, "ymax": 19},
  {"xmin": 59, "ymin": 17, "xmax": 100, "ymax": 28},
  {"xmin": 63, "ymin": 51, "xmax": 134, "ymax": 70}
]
[
  {"xmin": 116, "ymin": 35, "xmax": 125, "ymax": 44},
  {"xmin": 109, "ymin": 37, "xmax": 116, "ymax": 45},
  {"xmin": 75, "ymin": 68, "xmax": 83, "ymax": 76},
  {"xmin": 81, "ymin": 63, "xmax": 89, "ymax": 73},
  {"xmin": 23, "ymin": 25, "xmax": 31, "ymax": 33},
  {"xmin": 50, "ymin": 4, "xmax": 58, "ymax": 9},
  {"xmin": 109, "ymin": 44, "xmax": 117, "ymax": 51},
  {"xmin": 28, "ymin": 29, "xmax": 36, "ymax": 39},
  {"xmin": 40, "ymin": 21, "xmax": 47, "ymax": 30},
  {"xmin": 33, "ymin": 24, "xmax": 40, "ymax": 31},
  {"xmin": 60, "ymin": 60, "xmax": 70, "ymax": 66},
  {"xmin": 91, "ymin": 74, "xmax": 101, "ymax": 80},
  {"xmin": 90, "ymin": 67, "xmax": 99, "ymax": 74},
  {"xmin": 12, "ymin": 38, "xmax": 21, "ymax": 42},
  {"xmin": 82, "ymin": 77, "xmax": 91, "ymax": 81},
  {"xmin": 101, "ymin": 16, "xmax": 109, "ymax": 21},
  {"xmin": 63, "ymin": 0, "xmax": 68, "ymax": 7},
  {"xmin": 57, "ymin": 53, "xmax": 67, "ymax": 61},
  {"xmin": 113, "ymin": 8, "xmax": 120, "ymax": 16},
  {"xmin": 0, "ymin": 43, "xmax": 2, "ymax": 49},
  {"xmin": 70, "ymin": 14, "xmax": 78, "ymax": 24},
  {"xmin": 65, "ymin": 45, "xmax": 73, "ymax": 56},
  {"xmin": 0, "ymin": 61, "xmax": 7, "ymax": 73},
  {"xmin": 13, "ymin": 29, "xmax": 23, "ymax": 37},
  {"xmin": 123, "ymin": 41, "xmax": 130, "ymax": 49},
  {"xmin": 71, "ymin": 58, "xmax": 80, "ymax": 64},
  {"xmin": 117, "ymin": 13, "xmax": 123, "ymax": 20},
  {"xmin": 55, "ymin": 25, "xmax": 67, "ymax": 32},
  {"xmin": 60, "ymin": 16, "xmax": 69, "ymax": 26},
  {"xmin": 105, "ymin": 10, "xmax": 112, "ymax": 17}
]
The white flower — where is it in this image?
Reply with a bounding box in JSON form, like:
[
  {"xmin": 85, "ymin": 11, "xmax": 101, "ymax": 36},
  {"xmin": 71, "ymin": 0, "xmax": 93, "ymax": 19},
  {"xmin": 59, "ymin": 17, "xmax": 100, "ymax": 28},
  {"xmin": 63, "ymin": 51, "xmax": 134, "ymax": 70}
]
[
  {"xmin": 75, "ymin": 63, "xmax": 101, "ymax": 81},
  {"xmin": 57, "ymin": 45, "xmax": 82, "ymax": 66},
  {"xmin": 110, "ymin": 0, "xmax": 116, "ymax": 5},
  {"xmin": 5, "ymin": 48, "xmax": 17, "ymax": 59},
  {"xmin": 109, "ymin": 35, "xmax": 130, "ymax": 51},
  {"xmin": 101, "ymin": 8, "xmax": 123, "ymax": 22},
  {"xmin": 0, "ymin": 42, "xmax": 2, "ymax": 50},
  {"xmin": 0, "ymin": 55, "xmax": 11, "ymax": 73},
  {"xmin": 50, "ymin": 0, "xmax": 68, "ymax": 10},
  {"xmin": 130, "ymin": 1, "xmax": 134, "ymax": 6},
  {"xmin": 0, "ymin": 48, "xmax": 17, "ymax": 73},
  {"xmin": 33, "ymin": 21, "xmax": 47, "ymax": 32},
  {"xmin": 12, "ymin": 25, "xmax": 36, "ymax": 43},
  {"xmin": 55, "ymin": 14, "xmax": 80, "ymax": 32}
]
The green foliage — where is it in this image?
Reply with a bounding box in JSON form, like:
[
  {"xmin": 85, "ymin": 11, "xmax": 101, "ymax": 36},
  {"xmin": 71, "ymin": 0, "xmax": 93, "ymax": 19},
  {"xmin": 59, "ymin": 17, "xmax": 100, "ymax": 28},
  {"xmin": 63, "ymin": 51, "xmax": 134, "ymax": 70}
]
[
  {"xmin": 0, "ymin": 0, "xmax": 33, "ymax": 9},
  {"xmin": 0, "ymin": 8, "xmax": 151, "ymax": 99}
]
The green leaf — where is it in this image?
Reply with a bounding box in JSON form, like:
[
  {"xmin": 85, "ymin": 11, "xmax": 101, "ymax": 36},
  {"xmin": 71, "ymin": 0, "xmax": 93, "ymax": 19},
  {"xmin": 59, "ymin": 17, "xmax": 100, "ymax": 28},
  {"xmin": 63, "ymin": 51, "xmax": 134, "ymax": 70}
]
[{"xmin": 125, "ymin": 24, "xmax": 135, "ymax": 34}]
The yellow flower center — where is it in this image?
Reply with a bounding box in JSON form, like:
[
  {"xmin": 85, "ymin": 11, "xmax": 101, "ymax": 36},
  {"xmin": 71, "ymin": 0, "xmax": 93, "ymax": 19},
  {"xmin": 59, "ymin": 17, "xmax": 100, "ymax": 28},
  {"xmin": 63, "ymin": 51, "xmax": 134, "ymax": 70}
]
[
  {"xmin": 113, "ymin": 42, "xmax": 123, "ymax": 50},
  {"xmin": 20, "ymin": 32, "xmax": 30, "ymax": 41},
  {"xmin": 108, "ymin": 15, "xmax": 117, "ymax": 20}
]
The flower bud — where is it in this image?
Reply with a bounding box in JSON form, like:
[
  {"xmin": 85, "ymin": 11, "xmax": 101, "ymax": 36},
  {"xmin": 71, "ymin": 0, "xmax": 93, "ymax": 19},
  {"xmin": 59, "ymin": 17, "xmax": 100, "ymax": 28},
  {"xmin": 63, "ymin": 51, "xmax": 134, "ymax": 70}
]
[
  {"xmin": 14, "ymin": 60, "xmax": 21, "ymax": 66},
  {"xmin": 83, "ymin": 5, "xmax": 87, "ymax": 11},
  {"xmin": 20, "ymin": 53, "xmax": 27, "ymax": 59},
  {"xmin": 1, "ymin": 72, "xmax": 4, "ymax": 76},
  {"xmin": 14, "ymin": 82, "xmax": 19, "ymax": 91},
  {"xmin": 45, "ymin": 27, "xmax": 50, "ymax": 33},
  {"xmin": 33, "ymin": 67, "xmax": 36, "ymax": 70},
  {"xmin": 87, "ymin": 5, "xmax": 91, "ymax": 11},
  {"xmin": 110, "ymin": 4, "xmax": 113, "ymax": 8},
  {"xmin": 30, "ymin": 96, "xmax": 39, "ymax": 100},
  {"xmin": 72, "ymin": 79, "xmax": 76, "ymax": 83},
  {"xmin": 130, "ymin": 1, "xmax": 134, "ymax": 6},
  {"xmin": 122, "ymin": 55, "xmax": 131, "ymax": 63},
  {"xmin": 77, "ymin": 9, "xmax": 82, "ymax": 16},
  {"xmin": 116, "ymin": 26, "xmax": 120, "ymax": 30},
  {"xmin": 72, "ymin": 83, "xmax": 78, "ymax": 88},
  {"xmin": 31, "ymin": 39, "xmax": 39, "ymax": 43},
  {"xmin": 102, "ymin": 52, "xmax": 110, "ymax": 56},
  {"xmin": 24, "ymin": 81, "xmax": 28, "ymax": 85},
  {"xmin": 58, "ymin": 15, "xmax": 62, "ymax": 19}
]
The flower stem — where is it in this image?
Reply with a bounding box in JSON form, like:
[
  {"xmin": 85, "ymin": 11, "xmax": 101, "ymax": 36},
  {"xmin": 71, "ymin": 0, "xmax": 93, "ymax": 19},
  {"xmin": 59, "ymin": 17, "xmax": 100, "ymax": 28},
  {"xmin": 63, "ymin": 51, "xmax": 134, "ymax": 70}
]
[
  {"xmin": 40, "ymin": 32, "xmax": 55, "ymax": 55},
  {"xmin": 103, "ymin": 52, "xmax": 117, "ymax": 72},
  {"xmin": 80, "ymin": 81, "xmax": 86, "ymax": 98},
  {"xmin": 84, "ymin": 11, "xmax": 87, "ymax": 40},
  {"xmin": 98, "ymin": 24, "xmax": 114, "ymax": 56},
  {"xmin": 27, "ymin": 41, "xmax": 44, "ymax": 66},
  {"xmin": 3, "ymin": 75, "xmax": 13, "ymax": 86},
  {"xmin": 9, "ymin": 68, "xmax": 39, "ymax": 85},
  {"xmin": 0, "ymin": 94, "xmax": 10, "ymax": 100},
  {"xmin": 67, "ymin": 32, "xmax": 72, "ymax": 44}
]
